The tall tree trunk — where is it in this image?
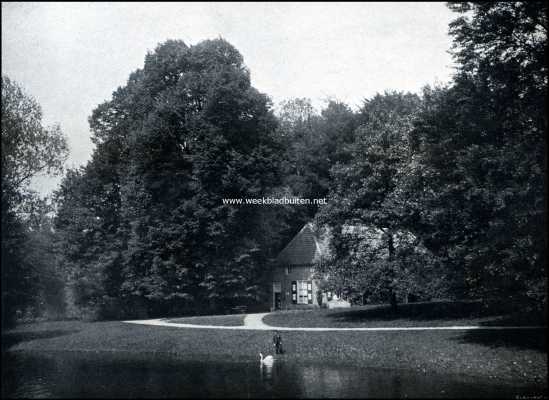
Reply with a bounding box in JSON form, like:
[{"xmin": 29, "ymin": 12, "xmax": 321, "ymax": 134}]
[
  {"xmin": 388, "ymin": 232, "xmax": 398, "ymax": 312},
  {"xmin": 388, "ymin": 233, "xmax": 395, "ymax": 260},
  {"xmin": 390, "ymin": 290, "xmax": 398, "ymax": 313}
]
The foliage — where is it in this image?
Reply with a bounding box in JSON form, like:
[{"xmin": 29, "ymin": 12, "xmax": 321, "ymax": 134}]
[
  {"xmin": 314, "ymin": 2, "xmax": 546, "ymax": 312},
  {"xmin": 17, "ymin": 2, "xmax": 546, "ymax": 322},
  {"xmin": 274, "ymin": 98, "xmax": 358, "ymax": 234},
  {"xmin": 55, "ymin": 39, "xmax": 282, "ymax": 318},
  {"xmin": 1, "ymin": 76, "xmax": 68, "ymax": 326},
  {"xmin": 2, "ymin": 76, "xmax": 68, "ymax": 201},
  {"xmin": 409, "ymin": 2, "xmax": 547, "ymax": 310},
  {"xmin": 317, "ymin": 92, "xmax": 441, "ymax": 304}
]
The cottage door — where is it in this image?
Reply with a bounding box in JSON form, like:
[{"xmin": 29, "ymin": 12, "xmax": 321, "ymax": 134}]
[
  {"xmin": 274, "ymin": 292, "xmax": 281, "ymax": 310},
  {"xmin": 273, "ymin": 282, "xmax": 282, "ymax": 310}
]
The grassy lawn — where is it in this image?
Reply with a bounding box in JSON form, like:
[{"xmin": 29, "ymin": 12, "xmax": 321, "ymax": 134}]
[
  {"xmin": 166, "ymin": 314, "xmax": 245, "ymax": 326},
  {"xmin": 2, "ymin": 316, "xmax": 546, "ymax": 386},
  {"xmin": 263, "ymin": 301, "xmax": 547, "ymax": 328}
]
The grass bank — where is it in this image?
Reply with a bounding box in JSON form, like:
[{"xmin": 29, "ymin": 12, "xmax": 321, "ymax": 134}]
[
  {"xmin": 166, "ymin": 313, "xmax": 245, "ymax": 326},
  {"xmin": 2, "ymin": 317, "xmax": 546, "ymax": 386},
  {"xmin": 263, "ymin": 301, "xmax": 547, "ymax": 328}
]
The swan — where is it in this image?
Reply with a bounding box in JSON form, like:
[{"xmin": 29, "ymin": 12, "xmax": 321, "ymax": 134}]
[{"xmin": 259, "ymin": 352, "xmax": 274, "ymax": 366}]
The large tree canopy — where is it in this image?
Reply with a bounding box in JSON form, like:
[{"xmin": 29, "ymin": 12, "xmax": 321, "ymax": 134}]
[
  {"xmin": 317, "ymin": 92, "xmax": 439, "ymax": 306},
  {"xmin": 408, "ymin": 2, "xmax": 546, "ymax": 309},
  {"xmin": 314, "ymin": 1, "xmax": 546, "ymax": 311},
  {"xmin": 55, "ymin": 39, "xmax": 283, "ymax": 318},
  {"xmin": 2, "ymin": 76, "xmax": 68, "ymax": 203}
]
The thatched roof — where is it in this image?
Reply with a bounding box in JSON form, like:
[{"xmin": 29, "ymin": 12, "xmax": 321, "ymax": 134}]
[
  {"xmin": 275, "ymin": 222, "xmax": 424, "ymax": 266},
  {"xmin": 276, "ymin": 223, "xmax": 330, "ymax": 265}
]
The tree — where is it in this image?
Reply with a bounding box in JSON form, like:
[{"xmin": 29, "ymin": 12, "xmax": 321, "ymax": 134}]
[
  {"xmin": 274, "ymin": 98, "xmax": 358, "ymax": 236},
  {"xmin": 317, "ymin": 100, "xmax": 358, "ymax": 166},
  {"xmin": 55, "ymin": 39, "xmax": 283, "ymax": 318},
  {"xmin": 19, "ymin": 196, "xmax": 66, "ymax": 319},
  {"xmin": 409, "ymin": 2, "xmax": 547, "ymax": 310},
  {"xmin": 318, "ymin": 92, "xmax": 436, "ymax": 309},
  {"xmin": 276, "ymin": 98, "xmax": 323, "ymax": 203},
  {"xmin": 448, "ymin": 1, "xmax": 546, "ymax": 94},
  {"xmin": 54, "ymin": 164, "xmax": 124, "ymax": 319},
  {"xmin": 2, "ymin": 76, "xmax": 68, "ymax": 201},
  {"xmin": 1, "ymin": 76, "xmax": 68, "ymax": 326}
]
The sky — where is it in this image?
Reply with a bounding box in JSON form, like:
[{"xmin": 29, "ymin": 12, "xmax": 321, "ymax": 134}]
[{"xmin": 2, "ymin": 2, "xmax": 456, "ymax": 196}]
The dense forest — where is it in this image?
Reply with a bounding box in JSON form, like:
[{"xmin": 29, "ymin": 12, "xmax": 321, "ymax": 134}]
[{"xmin": 2, "ymin": 2, "xmax": 546, "ymax": 326}]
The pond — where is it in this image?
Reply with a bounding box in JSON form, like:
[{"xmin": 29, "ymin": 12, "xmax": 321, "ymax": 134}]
[{"xmin": 2, "ymin": 351, "xmax": 545, "ymax": 398}]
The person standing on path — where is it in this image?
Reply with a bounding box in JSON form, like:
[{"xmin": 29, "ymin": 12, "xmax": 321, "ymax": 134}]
[{"xmin": 273, "ymin": 331, "xmax": 284, "ymax": 354}]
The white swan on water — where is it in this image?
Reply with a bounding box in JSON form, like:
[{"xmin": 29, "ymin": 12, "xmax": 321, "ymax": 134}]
[{"xmin": 259, "ymin": 352, "xmax": 274, "ymax": 366}]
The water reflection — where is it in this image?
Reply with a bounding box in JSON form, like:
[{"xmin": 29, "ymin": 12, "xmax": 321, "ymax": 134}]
[
  {"xmin": 2, "ymin": 351, "xmax": 545, "ymax": 398},
  {"xmin": 259, "ymin": 362, "xmax": 273, "ymax": 381}
]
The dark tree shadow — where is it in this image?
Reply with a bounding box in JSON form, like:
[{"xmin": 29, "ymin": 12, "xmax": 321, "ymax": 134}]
[
  {"xmin": 456, "ymin": 329, "xmax": 547, "ymax": 352},
  {"xmin": 327, "ymin": 301, "xmax": 498, "ymax": 322},
  {"xmin": 326, "ymin": 301, "xmax": 547, "ymax": 352},
  {"xmin": 456, "ymin": 312, "xmax": 547, "ymax": 352},
  {"xmin": 1, "ymin": 329, "xmax": 79, "ymax": 352},
  {"xmin": 479, "ymin": 313, "xmax": 547, "ymax": 327}
]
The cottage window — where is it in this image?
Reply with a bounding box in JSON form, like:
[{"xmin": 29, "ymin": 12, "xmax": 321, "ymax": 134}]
[{"xmin": 297, "ymin": 280, "xmax": 310, "ymax": 304}]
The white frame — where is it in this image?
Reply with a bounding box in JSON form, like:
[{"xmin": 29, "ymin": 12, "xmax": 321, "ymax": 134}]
[{"xmin": 297, "ymin": 280, "xmax": 309, "ymax": 304}]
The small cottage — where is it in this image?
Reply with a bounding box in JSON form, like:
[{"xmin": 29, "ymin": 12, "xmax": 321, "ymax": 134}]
[
  {"xmin": 270, "ymin": 223, "xmax": 330, "ymax": 310},
  {"xmin": 269, "ymin": 221, "xmax": 431, "ymax": 310}
]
